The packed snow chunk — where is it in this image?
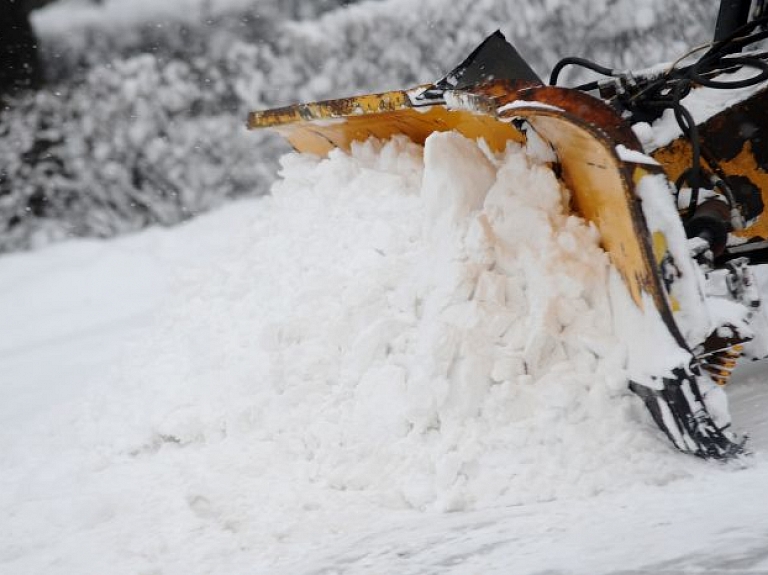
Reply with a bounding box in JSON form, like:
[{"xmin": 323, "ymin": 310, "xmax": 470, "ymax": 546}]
[
  {"xmin": 615, "ymin": 144, "xmax": 660, "ymax": 166},
  {"xmin": 421, "ymin": 131, "xmax": 496, "ymax": 239}
]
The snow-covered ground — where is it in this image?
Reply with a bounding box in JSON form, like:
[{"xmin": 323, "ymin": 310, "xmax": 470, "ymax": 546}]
[{"xmin": 2, "ymin": 135, "xmax": 768, "ymax": 574}]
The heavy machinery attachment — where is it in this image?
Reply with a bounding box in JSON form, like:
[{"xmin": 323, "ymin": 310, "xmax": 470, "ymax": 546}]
[{"xmin": 248, "ymin": 11, "xmax": 768, "ymax": 459}]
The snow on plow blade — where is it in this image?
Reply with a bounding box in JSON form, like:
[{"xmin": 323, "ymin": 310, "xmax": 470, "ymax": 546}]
[{"xmin": 247, "ymin": 35, "xmax": 746, "ymax": 459}]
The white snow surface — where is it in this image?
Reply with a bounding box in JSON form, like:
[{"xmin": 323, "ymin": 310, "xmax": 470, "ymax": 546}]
[{"xmin": 2, "ymin": 134, "xmax": 768, "ymax": 574}]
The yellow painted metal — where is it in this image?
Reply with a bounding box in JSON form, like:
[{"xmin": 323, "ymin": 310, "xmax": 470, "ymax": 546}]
[
  {"xmin": 650, "ymin": 230, "xmax": 680, "ymax": 312},
  {"xmin": 651, "ymin": 230, "xmax": 668, "ymax": 263},
  {"xmin": 248, "ymin": 89, "xmax": 524, "ymax": 155},
  {"xmin": 702, "ymin": 345, "xmax": 743, "ymax": 386},
  {"xmin": 650, "ymin": 88, "xmax": 768, "ymax": 242},
  {"xmin": 717, "ymin": 140, "xmax": 768, "ymax": 239},
  {"xmin": 653, "ymin": 139, "xmax": 768, "ymax": 240}
]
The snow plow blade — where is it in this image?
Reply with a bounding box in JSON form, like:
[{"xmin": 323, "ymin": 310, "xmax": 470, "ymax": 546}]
[{"xmin": 247, "ymin": 33, "xmax": 748, "ymax": 459}]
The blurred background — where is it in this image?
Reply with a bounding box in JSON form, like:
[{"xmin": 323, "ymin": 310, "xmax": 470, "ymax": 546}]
[{"xmin": 0, "ymin": 0, "xmax": 718, "ymax": 254}]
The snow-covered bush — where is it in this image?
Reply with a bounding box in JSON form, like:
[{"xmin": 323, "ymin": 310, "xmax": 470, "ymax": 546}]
[
  {"xmin": 0, "ymin": 0, "xmax": 716, "ymax": 253},
  {"xmin": 0, "ymin": 52, "xmax": 280, "ymax": 250}
]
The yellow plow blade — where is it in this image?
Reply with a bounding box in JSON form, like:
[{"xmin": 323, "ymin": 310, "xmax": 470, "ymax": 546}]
[{"xmin": 247, "ymin": 77, "xmax": 745, "ymax": 459}]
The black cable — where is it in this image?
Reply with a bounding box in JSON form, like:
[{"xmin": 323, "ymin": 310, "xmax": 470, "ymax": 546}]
[
  {"xmin": 701, "ymin": 14, "xmax": 768, "ymax": 61},
  {"xmin": 573, "ymin": 80, "xmax": 601, "ymax": 91},
  {"xmin": 548, "ymin": 12, "xmax": 768, "ymax": 223},
  {"xmin": 672, "ymin": 102, "xmax": 702, "ymax": 214},
  {"xmin": 549, "ymin": 57, "xmax": 615, "ymax": 87},
  {"xmin": 691, "ymin": 56, "xmax": 768, "ymax": 88}
]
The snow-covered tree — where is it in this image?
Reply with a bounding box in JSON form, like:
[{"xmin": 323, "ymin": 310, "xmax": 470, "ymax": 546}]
[{"xmin": 0, "ymin": 0, "xmax": 717, "ymax": 253}]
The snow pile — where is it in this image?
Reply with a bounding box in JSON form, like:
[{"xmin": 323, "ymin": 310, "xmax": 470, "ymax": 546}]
[
  {"xmin": 75, "ymin": 134, "xmax": 698, "ymax": 516},
  {"xmin": 0, "ymin": 132, "xmax": 737, "ymax": 574}
]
